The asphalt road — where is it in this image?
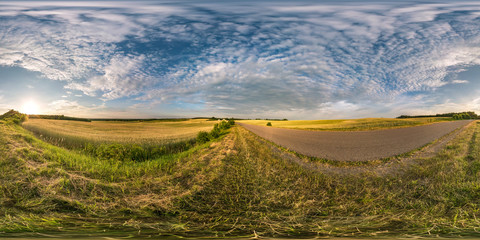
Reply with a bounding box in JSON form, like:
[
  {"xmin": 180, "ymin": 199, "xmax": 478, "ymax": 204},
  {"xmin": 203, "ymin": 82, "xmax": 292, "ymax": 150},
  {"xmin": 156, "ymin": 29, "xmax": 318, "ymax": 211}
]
[{"xmin": 238, "ymin": 120, "xmax": 472, "ymax": 161}]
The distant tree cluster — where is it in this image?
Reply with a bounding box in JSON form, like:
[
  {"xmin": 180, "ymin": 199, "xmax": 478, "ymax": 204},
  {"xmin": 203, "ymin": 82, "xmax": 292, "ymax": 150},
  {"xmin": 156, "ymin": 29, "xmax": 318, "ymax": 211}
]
[
  {"xmin": 255, "ymin": 118, "xmax": 288, "ymax": 121},
  {"xmin": 205, "ymin": 116, "xmax": 243, "ymax": 121},
  {"xmin": 452, "ymin": 112, "xmax": 477, "ymax": 120},
  {"xmin": 397, "ymin": 111, "xmax": 478, "ymax": 119},
  {"xmin": 29, "ymin": 114, "xmax": 91, "ymax": 122}
]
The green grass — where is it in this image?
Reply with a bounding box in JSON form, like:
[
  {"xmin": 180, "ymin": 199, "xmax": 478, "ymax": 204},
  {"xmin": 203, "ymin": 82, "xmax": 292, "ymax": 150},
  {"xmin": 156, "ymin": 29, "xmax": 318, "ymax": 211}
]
[
  {"xmin": 22, "ymin": 118, "xmax": 220, "ymax": 162},
  {"xmin": 179, "ymin": 122, "xmax": 480, "ymax": 237},
  {"xmin": 0, "ymin": 120, "xmax": 233, "ymax": 235},
  {"xmin": 2, "ymin": 116, "xmax": 480, "ymax": 238},
  {"xmin": 239, "ymin": 117, "xmax": 453, "ymax": 131}
]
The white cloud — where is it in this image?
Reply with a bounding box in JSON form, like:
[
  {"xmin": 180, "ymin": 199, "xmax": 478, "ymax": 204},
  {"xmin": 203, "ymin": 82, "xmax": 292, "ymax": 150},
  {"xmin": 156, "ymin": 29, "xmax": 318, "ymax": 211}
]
[
  {"xmin": 2, "ymin": 1, "xmax": 480, "ymax": 118},
  {"xmin": 451, "ymin": 80, "xmax": 469, "ymax": 84},
  {"xmin": 137, "ymin": 1, "xmax": 480, "ymax": 118},
  {"xmin": 47, "ymin": 100, "xmax": 105, "ymax": 117},
  {"xmin": 67, "ymin": 54, "xmax": 152, "ymax": 100}
]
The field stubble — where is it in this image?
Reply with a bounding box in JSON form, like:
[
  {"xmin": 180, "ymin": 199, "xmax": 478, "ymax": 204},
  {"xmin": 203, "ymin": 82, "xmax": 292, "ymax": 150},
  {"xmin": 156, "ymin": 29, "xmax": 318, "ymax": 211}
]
[
  {"xmin": 1, "ymin": 117, "xmax": 480, "ymax": 237},
  {"xmin": 239, "ymin": 117, "xmax": 453, "ymax": 131}
]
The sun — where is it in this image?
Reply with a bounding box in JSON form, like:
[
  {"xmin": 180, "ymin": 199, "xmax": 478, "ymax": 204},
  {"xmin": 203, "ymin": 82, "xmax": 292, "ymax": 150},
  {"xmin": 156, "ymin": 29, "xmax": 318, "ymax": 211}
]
[{"xmin": 21, "ymin": 100, "xmax": 40, "ymax": 114}]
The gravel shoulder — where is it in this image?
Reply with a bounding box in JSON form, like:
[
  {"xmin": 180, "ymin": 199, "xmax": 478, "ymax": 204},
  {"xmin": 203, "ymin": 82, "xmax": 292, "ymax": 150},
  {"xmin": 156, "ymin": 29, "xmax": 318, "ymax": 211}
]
[{"xmin": 238, "ymin": 120, "xmax": 473, "ymax": 161}]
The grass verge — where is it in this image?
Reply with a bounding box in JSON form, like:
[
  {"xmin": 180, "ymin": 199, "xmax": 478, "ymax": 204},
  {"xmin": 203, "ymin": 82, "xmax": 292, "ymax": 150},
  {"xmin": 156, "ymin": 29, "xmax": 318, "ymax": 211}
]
[{"xmin": 1, "ymin": 117, "xmax": 480, "ymax": 238}]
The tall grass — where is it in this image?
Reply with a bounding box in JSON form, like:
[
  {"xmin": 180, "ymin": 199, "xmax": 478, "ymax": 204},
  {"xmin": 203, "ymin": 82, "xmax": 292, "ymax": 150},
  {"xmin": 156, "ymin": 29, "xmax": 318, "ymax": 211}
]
[
  {"xmin": 22, "ymin": 118, "xmax": 220, "ymax": 162},
  {"xmin": 178, "ymin": 122, "xmax": 480, "ymax": 237},
  {"xmin": 0, "ymin": 116, "xmax": 236, "ymax": 235},
  {"xmin": 2, "ymin": 113, "xmax": 480, "ymax": 238}
]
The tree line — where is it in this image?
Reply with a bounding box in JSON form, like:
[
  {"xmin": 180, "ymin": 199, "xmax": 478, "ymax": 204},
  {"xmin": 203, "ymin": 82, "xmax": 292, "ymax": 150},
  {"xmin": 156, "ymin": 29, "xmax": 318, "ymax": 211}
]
[{"xmin": 397, "ymin": 111, "xmax": 478, "ymax": 120}]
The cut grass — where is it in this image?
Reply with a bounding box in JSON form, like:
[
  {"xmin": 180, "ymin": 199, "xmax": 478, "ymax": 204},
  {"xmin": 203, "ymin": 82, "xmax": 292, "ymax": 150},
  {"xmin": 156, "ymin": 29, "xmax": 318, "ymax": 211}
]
[
  {"xmin": 2, "ymin": 118, "xmax": 480, "ymax": 238},
  {"xmin": 239, "ymin": 117, "xmax": 453, "ymax": 131},
  {"xmin": 0, "ymin": 120, "xmax": 233, "ymax": 235}
]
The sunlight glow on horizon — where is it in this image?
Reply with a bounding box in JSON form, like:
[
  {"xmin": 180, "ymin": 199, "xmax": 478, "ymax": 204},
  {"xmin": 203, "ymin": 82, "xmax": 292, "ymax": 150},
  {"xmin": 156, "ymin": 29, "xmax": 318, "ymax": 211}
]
[
  {"xmin": 2, "ymin": 1, "xmax": 480, "ymax": 119},
  {"xmin": 21, "ymin": 100, "xmax": 40, "ymax": 115}
]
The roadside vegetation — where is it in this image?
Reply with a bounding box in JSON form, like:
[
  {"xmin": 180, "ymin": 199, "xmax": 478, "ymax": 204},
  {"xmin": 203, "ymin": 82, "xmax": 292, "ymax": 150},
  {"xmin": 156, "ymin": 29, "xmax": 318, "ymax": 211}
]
[
  {"xmin": 23, "ymin": 118, "xmax": 220, "ymax": 162},
  {"xmin": 452, "ymin": 112, "xmax": 476, "ymax": 120},
  {"xmin": 0, "ymin": 110, "xmax": 27, "ymax": 124},
  {"xmin": 239, "ymin": 117, "xmax": 453, "ymax": 131},
  {"xmin": 398, "ymin": 111, "xmax": 478, "ymax": 119},
  {"xmin": 2, "ymin": 110, "xmax": 480, "ymax": 238}
]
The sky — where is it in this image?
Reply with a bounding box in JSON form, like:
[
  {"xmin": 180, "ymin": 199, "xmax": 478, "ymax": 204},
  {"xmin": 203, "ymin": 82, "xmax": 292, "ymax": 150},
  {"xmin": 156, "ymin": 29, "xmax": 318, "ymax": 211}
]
[{"xmin": 1, "ymin": 1, "xmax": 480, "ymax": 119}]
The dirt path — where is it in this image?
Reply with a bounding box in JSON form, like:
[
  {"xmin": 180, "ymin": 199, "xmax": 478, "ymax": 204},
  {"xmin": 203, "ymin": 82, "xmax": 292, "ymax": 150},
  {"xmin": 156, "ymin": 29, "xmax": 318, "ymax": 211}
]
[{"xmin": 238, "ymin": 120, "xmax": 473, "ymax": 161}]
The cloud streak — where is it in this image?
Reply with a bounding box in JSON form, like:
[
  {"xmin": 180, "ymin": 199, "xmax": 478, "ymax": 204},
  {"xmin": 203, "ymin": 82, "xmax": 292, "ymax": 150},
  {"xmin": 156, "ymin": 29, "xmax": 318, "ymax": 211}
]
[{"xmin": 1, "ymin": 1, "xmax": 480, "ymax": 118}]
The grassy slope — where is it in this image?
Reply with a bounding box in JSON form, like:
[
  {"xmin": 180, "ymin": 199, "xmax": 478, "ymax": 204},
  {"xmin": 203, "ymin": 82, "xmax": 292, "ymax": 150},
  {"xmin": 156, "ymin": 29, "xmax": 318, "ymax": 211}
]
[
  {"xmin": 239, "ymin": 117, "xmax": 453, "ymax": 131},
  {"xmin": 2, "ymin": 119, "xmax": 480, "ymax": 237}
]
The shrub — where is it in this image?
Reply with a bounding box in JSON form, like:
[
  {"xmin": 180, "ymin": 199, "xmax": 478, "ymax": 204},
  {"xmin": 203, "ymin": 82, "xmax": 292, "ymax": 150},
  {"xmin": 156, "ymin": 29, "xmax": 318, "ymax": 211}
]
[
  {"xmin": 453, "ymin": 113, "xmax": 473, "ymax": 120},
  {"xmin": 0, "ymin": 110, "xmax": 27, "ymax": 125},
  {"xmin": 210, "ymin": 124, "xmax": 221, "ymax": 138},
  {"xmin": 96, "ymin": 144, "xmax": 127, "ymax": 162},
  {"xmin": 197, "ymin": 131, "xmax": 210, "ymax": 144},
  {"xmin": 128, "ymin": 145, "xmax": 146, "ymax": 162},
  {"xmin": 266, "ymin": 122, "xmax": 272, "ymax": 126},
  {"xmin": 218, "ymin": 121, "xmax": 230, "ymax": 130},
  {"xmin": 196, "ymin": 120, "xmax": 235, "ymax": 145}
]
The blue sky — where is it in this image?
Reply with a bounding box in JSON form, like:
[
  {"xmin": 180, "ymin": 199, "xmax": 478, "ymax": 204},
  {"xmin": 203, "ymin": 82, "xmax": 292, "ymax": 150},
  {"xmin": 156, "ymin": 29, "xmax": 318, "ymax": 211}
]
[{"xmin": 1, "ymin": 1, "xmax": 480, "ymax": 119}]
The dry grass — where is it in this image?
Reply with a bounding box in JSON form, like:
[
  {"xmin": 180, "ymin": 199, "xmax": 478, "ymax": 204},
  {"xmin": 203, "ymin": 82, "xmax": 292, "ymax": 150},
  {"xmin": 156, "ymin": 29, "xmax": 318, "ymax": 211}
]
[
  {"xmin": 239, "ymin": 117, "xmax": 452, "ymax": 131},
  {"xmin": 23, "ymin": 119, "xmax": 217, "ymax": 144},
  {"xmin": 3, "ymin": 116, "xmax": 480, "ymax": 238}
]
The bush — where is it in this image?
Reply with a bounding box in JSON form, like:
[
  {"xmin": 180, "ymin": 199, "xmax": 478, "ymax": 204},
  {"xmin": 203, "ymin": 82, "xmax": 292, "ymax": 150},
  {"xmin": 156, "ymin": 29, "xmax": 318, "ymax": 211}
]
[
  {"xmin": 129, "ymin": 145, "xmax": 146, "ymax": 161},
  {"xmin": 197, "ymin": 131, "xmax": 210, "ymax": 144},
  {"xmin": 266, "ymin": 122, "xmax": 272, "ymax": 126},
  {"xmin": 453, "ymin": 112, "xmax": 473, "ymax": 120},
  {"xmin": 210, "ymin": 128, "xmax": 221, "ymax": 138},
  {"xmin": 196, "ymin": 120, "xmax": 235, "ymax": 145},
  {"xmin": 0, "ymin": 110, "xmax": 27, "ymax": 125},
  {"xmin": 96, "ymin": 144, "xmax": 127, "ymax": 162}
]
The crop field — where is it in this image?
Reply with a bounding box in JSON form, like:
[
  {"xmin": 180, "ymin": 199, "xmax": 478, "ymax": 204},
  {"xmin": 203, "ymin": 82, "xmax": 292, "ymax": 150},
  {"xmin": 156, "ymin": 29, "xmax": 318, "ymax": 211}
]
[
  {"xmin": 23, "ymin": 118, "xmax": 216, "ymax": 145},
  {"xmin": 2, "ymin": 111, "xmax": 480, "ymax": 238},
  {"xmin": 21, "ymin": 118, "xmax": 220, "ymax": 162},
  {"xmin": 239, "ymin": 117, "xmax": 453, "ymax": 131}
]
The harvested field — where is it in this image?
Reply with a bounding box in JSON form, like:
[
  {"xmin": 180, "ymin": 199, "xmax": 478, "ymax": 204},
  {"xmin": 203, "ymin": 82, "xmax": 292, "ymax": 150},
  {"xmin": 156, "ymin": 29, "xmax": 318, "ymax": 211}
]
[
  {"xmin": 238, "ymin": 117, "xmax": 452, "ymax": 131},
  {"xmin": 3, "ymin": 112, "xmax": 480, "ymax": 237},
  {"xmin": 238, "ymin": 120, "xmax": 473, "ymax": 161}
]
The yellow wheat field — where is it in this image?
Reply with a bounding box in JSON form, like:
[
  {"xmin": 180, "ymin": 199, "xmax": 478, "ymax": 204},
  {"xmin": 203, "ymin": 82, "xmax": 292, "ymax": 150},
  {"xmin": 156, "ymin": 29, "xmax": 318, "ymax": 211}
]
[
  {"xmin": 23, "ymin": 118, "xmax": 217, "ymax": 144},
  {"xmin": 238, "ymin": 117, "xmax": 453, "ymax": 131}
]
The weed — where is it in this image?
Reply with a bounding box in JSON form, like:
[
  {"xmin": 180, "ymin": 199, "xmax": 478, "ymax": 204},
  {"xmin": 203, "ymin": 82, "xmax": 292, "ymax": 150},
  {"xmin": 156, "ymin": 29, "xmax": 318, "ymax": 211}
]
[
  {"xmin": 196, "ymin": 131, "xmax": 210, "ymax": 144},
  {"xmin": 0, "ymin": 110, "xmax": 27, "ymax": 125},
  {"xmin": 2, "ymin": 115, "xmax": 480, "ymax": 238}
]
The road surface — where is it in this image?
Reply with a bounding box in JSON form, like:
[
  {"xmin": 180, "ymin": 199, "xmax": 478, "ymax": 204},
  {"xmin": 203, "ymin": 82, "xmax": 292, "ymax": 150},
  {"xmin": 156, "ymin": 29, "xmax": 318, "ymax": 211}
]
[{"xmin": 238, "ymin": 120, "xmax": 472, "ymax": 161}]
